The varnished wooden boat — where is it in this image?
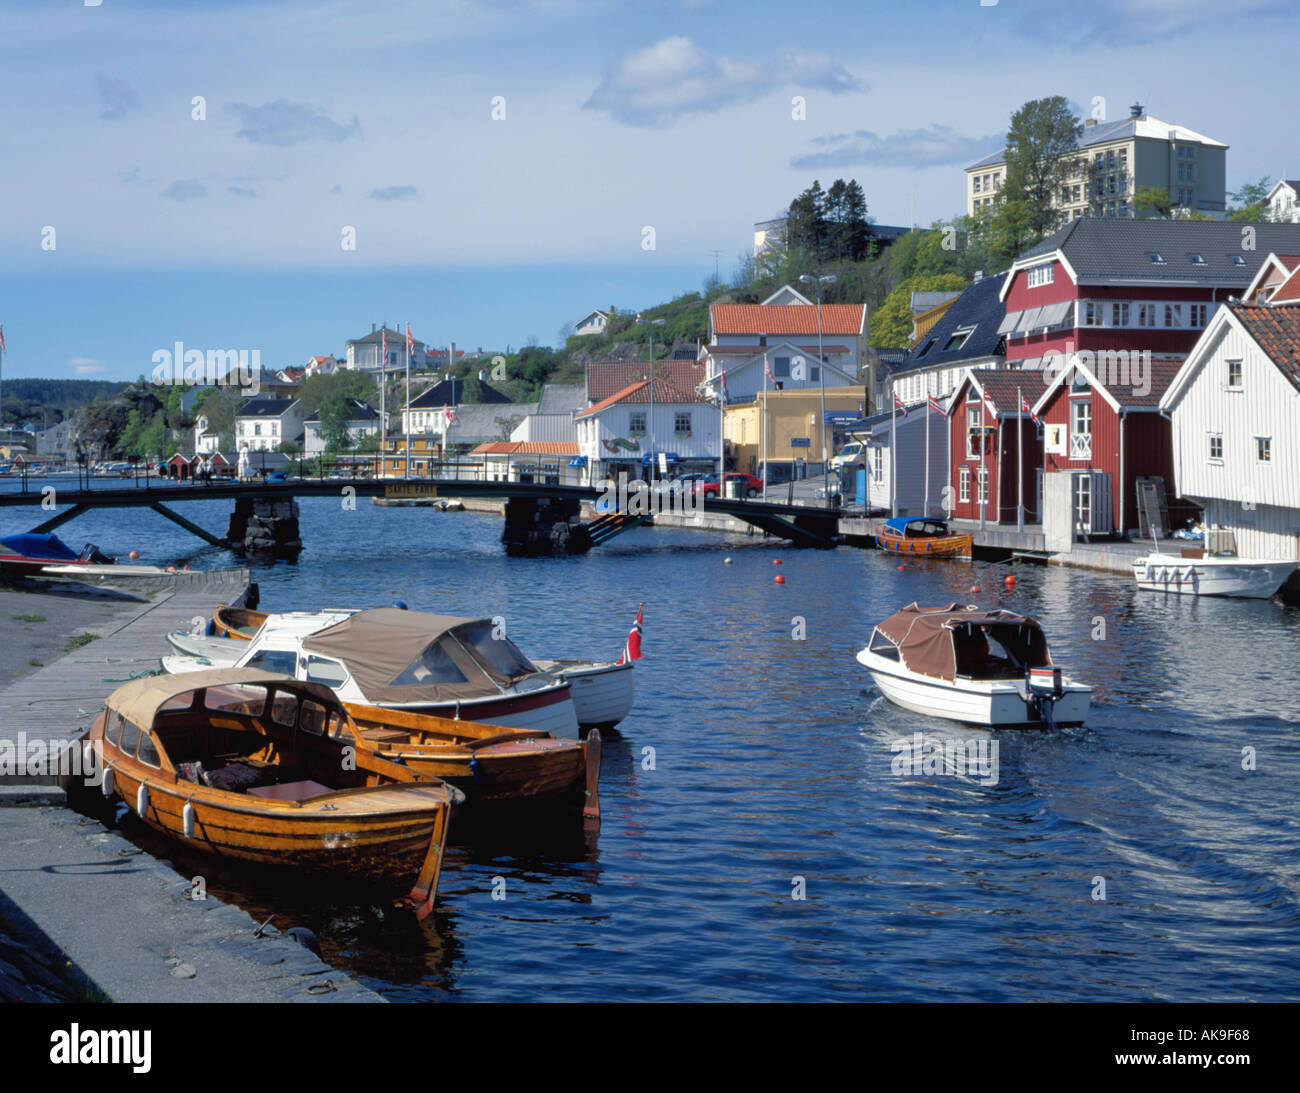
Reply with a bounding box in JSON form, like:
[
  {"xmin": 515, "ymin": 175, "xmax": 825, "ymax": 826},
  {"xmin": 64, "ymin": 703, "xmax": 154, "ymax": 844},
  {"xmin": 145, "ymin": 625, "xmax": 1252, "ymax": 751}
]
[
  {"xmin": 85, "ymin": 668, "xmax": 461, "ymax": 915},
  {"xmin": 211, "ymin": 604, "xmax": 268, "ymax": 639},
  {"xmin": 345, "ymin": 702, "xmax": 600, "ymax": 824},
  {"xmin": 874, "ymin": 517, "xmax": 972, "ymax": 559}
]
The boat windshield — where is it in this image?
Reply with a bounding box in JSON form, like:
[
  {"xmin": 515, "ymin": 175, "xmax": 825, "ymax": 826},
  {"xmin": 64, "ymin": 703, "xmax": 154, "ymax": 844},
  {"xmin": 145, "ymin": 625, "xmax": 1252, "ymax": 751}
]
[
  {"xmin": 393, "ymin": 640, "xmax": 471, "ymax": 686},
  {"xmin": 454, "ymin": 621, "xmax": 538, "ymax": 680}
]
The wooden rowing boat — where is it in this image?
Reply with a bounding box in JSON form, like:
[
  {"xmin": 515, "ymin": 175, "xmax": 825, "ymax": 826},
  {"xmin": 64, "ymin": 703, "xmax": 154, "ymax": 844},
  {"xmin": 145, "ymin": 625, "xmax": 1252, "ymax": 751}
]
[
  {"xmin": 344, "ymin": 702, "xmax": 600, "ymax": 825},
  {"xmin": 85, "ymin": 668, "xmax": 461, "ymax": 915},
  {"xmin": 874, "ymin": 517, "xmax": 972, "ymax": 559},
  {"xmin": 211, "ymin": 604, "xmax": 268, "ymax": 639}
]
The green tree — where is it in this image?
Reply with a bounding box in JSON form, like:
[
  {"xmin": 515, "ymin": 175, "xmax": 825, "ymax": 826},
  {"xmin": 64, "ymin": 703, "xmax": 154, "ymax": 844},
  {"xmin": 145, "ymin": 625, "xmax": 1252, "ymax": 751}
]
[
  {"xmin": 318, "ymin": 393, "xmax": 357, "ymax": 452},
  {"xmin": 298, "ymin": 370, "xmax": 376, "ymax": 415},
  {"xmin": 1133, "ymin": 185, "xmax": 1173, "ymax": 218},
  {"xmin": 869, "ymin": 273, "xmax": 968, "ymax": 348},
  {"xmin": 785, "ymin": 180, "xmax": 828, "ymax": 256},
  {"xmin": 1228, "ymin": 177, "xmax": 1271, "ymax": 221},
  {"xmin": 996, "ymin": 96, "xmax": 1082, "ymax": 245}
]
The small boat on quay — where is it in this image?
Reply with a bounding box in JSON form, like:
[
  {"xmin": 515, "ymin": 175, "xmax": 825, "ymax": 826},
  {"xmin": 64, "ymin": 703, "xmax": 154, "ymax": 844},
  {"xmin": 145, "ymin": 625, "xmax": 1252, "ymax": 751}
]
[
  {"xmin": 1132, "ymin": 550, "xmax": 1296, "ymax": 599},
  {"xmin": 857, "ymin": 602, "xmax": 1092, "ymax": 727},
  {"xmin": 85, "ymin": 669, "xmax": 461, "ymax": 914},
  {"xmin": 345, "ymin": 703, "xmax": 601, "ymax": 822},
  {"xmin": 874, "ymin": 517, "xmax": 972, "ymax": 559},
  {"xmin": 163, "ymin": 608, "xmax": 581, "ymax": 737},
  {"xmin": 0, "ymin": 532, "xmax": 113, "ymax": 579},
  {"xmin": 212, "ymin": 603, "xmax": 271, "ymax": 639}
]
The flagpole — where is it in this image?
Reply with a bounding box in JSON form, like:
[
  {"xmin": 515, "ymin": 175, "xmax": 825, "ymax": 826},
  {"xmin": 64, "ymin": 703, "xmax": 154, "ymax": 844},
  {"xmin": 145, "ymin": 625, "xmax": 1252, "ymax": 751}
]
[
  {"xmin": 405, "ymin": 324, "xmax": 411, "ymax": 479},
  {"xmin": 762, "ymin": 362, "xmax": 768, "ymax": 501},
  {"xmin": 1017, "ymin": 384, "xmax": 1024, "ymax": 532},
  {"xmin": 924, "ymin": 375, "xmax": 931, "ymax": 518},
  {"xmin": 379, "ymin": 331, "xmax": 387, "ymax": 479},
  {"xmin": 890, "ymin": 381, "xmax": 897, "ymax": 518},
  {"xmin": 979, "ymin": 391, "xmax": 986, "ymax": 531}
]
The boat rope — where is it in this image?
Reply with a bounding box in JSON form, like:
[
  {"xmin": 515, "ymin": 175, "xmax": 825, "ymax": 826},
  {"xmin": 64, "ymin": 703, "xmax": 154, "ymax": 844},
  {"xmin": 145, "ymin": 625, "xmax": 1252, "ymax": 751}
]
[{"xmin": 101, "ymin": 667, "xmax": 161, "ymax": 683}]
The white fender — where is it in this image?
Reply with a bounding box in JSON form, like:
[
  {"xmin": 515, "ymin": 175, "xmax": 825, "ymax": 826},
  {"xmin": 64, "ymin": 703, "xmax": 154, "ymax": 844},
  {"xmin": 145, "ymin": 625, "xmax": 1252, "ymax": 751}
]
[
  {"xmin": 183, "ymin": 800, "xmax": 195, "ymax": 838},
  {"xmin": 102, "ymin": 765, "xmax": 115, "ymax": 798},
  {"xmin": 136, "ymin": 782, "xmax": 149, "ymax": 816}
]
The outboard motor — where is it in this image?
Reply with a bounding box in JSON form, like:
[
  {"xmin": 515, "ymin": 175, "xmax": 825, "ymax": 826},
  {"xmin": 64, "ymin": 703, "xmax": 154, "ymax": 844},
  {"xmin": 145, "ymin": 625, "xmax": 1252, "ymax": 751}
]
[{"xmin": 1026, "ymin": 666, "xmax": 1064, "ymax": 728}]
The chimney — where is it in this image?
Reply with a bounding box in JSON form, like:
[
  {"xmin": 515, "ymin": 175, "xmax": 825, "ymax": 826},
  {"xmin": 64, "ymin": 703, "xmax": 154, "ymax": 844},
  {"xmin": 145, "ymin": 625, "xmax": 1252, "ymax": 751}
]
[
  {"xmin": 1130, "ymin": 103, "xmax": 1143, "ymax": 118},
  {"xmin": 450, "ymin": 341, "xmax": 456, "ymax": 367},
  {"xmin": 973, "ymin": 269, "xmax": 984, "ymax": 281},
  {"xmin": 1084, "ymin": 119, "xmax": 1097, "ymax": 128},
  {"xmin": 371, "ymin": 322, "xmax": 376, "ymax": 332}
]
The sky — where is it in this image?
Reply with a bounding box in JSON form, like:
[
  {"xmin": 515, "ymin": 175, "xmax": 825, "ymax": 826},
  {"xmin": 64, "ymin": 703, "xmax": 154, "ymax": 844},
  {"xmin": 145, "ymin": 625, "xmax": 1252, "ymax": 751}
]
[{"xmin": 2, "ymin": 0, "xmax": 1299, "ymax": 381}]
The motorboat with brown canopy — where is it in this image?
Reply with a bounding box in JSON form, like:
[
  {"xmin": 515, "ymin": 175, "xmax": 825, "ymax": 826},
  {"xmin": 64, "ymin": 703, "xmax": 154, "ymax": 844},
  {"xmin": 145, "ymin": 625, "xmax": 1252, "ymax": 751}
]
[{"xmin": 856, "ymin": 602, "xmax": 1091, "ymax": 726}]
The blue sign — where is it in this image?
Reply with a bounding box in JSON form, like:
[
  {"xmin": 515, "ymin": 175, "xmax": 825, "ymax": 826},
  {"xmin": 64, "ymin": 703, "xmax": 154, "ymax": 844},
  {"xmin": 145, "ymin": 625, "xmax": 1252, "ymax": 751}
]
[
  {"xmin": 641, "ymin": 452, "xmax": 679, "ymax": 466},
  {"xmin": 790, "ymin": 437, "xmax": 811, "ymax": 448},
  {"xmin": 824, "ymin": 411, "xmax": 860, "ymax": 426}
]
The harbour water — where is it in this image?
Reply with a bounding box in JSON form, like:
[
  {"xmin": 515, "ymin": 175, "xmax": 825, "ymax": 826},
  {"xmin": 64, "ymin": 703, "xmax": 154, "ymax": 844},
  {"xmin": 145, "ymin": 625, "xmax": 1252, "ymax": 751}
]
[{"xmin": 6, "ymin": 483, "xmax": 1300, "ymax": 1002}]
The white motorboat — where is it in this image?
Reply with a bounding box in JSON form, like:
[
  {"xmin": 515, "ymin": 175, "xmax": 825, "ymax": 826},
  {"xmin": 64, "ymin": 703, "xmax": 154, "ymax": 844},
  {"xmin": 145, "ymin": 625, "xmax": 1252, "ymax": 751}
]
[
  {"xmin": 532, "ymin": 659, "xmax": 634, "ymax": 729},
  {"xmin": 1132, "ymin": 551, "xmax": 1296, "ymax": 599},
  {"xmin": 165, "ymin": 629, "xmax": 244, "ymax": 664},
  {"xmin": 163, "ymin": 607, "xmax": 581, "ymax": 737},
  {"xmin": 857, "ymin": 602, "xmax": 1092, "ymax": 728}
]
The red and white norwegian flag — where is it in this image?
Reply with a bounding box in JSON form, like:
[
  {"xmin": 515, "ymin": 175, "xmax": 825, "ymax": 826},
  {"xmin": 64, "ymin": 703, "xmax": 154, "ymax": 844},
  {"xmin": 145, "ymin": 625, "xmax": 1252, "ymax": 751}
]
[
  {"xmin": 984, "ymin": 395, "xmax": 999, "ymax": 419},
  {"xmin": 381, "ymin": 328, "xmax": 388, "ymax": 364},
  {"xmin": 616, "ymin": 603, "xmax": 644, "ymax": 665},
  {"xmin": 406, "ymin": 324, "xmax": 414, "ymax": 353},
  {"xmin": 444, "ymin": 407, "xmax": 458, "ymax": 426},
  {"xmin": 719, "ymin": 370, "xmax": 729, "ymax": 403},
  {"xmin": 927, "ymin": 394, "xmax": 944, "ymax": 415},
  {"xmin": 1021, "ymin": 393, "xmax": 1041, "ymax": 427},
  {"xmin": 765, "ymin": 359, "xmax": 776, "ymax": 385},
  {"xmin": 0, "ymin": 324, "xmax": 6, "ymax": 352},
  {"xmin": 893, "ymin": 394, "xmax": 908, "ymax": 416}
]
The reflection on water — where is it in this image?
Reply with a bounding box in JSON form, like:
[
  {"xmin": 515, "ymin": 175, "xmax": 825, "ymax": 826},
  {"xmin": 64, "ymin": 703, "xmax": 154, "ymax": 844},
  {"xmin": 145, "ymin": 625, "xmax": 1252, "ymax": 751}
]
[{"xmin": 31, "ymin": 487, "xmax": 1300, "ymax": 1001}]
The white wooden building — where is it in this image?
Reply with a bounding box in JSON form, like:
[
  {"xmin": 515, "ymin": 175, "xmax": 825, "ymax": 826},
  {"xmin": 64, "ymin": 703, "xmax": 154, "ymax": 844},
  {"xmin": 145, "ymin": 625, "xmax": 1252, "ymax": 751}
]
[
  {"xmin": 576, "ymin": 378, "xmax": 719, "ymax": 480},
  {"xmin": 1161, "ymin": 300, "xmax": 1300, "ymax": 559},
  {"xmin": 854, "ymin": 408, "xmax": 949, "ymax": 516}
]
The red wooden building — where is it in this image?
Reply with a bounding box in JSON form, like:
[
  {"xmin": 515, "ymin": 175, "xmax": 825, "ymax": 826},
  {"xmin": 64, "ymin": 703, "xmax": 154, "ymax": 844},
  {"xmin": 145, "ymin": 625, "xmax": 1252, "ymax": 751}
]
[
  {"xmin": 947, "ymin": 369, "xmax": 1040, "ymax": 525},
  {"xmin": 1029, "ymin": 355, "xmax": 1192, "ymax": 535}
]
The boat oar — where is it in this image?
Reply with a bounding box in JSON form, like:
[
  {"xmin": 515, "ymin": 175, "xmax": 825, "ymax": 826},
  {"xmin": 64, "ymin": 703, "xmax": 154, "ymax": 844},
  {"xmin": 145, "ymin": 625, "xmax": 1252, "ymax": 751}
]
[{"xmin": 407, "ymin": 799, "xmax": 452, "ymax": 921}]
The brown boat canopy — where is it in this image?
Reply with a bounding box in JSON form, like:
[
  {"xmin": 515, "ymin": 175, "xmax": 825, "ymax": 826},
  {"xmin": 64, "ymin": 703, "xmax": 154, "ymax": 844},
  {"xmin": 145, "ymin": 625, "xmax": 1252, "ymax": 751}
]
[
  {"xmin": 300, "ymin": 607, "xmax": 543, "ymax": 705},
  {"xmin": 107, "ymin": 668, "xmax": 342, "ymax": 728},
  {"xmin": 874, "ymin": 602, "xmax": 1053, "ymax": 682}
]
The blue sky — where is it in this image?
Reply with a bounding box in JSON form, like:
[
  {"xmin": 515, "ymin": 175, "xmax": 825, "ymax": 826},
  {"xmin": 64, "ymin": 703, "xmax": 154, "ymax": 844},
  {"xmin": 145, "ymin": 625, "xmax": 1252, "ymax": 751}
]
[{"xmin": 2, "ymin": 0, "xmax": 1299, "ymax": 380}]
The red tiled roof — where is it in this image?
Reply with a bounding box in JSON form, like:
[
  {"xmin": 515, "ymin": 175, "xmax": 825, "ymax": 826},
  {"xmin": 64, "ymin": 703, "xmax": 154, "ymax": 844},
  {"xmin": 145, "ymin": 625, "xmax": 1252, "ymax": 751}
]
[
  {"xmin": 704, "ymin": 343, "xmax": 851, "ymax": 356},
  {"xmin": 586, "ymin": 359, "xmax": 704, "ymax": 402},
  {"xmin": 1269, "ymin": 267, "xmax": 1300, "ymax": 305},
  {"xmin": 471, "ymin": 441, "xmax": 579, "ymax": 455},
  {"xmin": 711, "ymin": 303, "xmax": 865, "ymax": 337},
  {"xmin": 576, "ymin": 378, "xmax": 708, "ymax": 419},
  {"xmin": 1232, "ymin": 302, "xmax": 1300, "ymax": 391}
]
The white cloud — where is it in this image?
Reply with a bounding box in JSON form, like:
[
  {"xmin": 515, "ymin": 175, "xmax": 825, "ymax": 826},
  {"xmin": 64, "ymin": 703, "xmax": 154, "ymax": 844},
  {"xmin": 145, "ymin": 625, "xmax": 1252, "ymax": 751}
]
[
  {"xmin": 225, "ymin": 99, "xmax": 361, "ymax": 147},
  {"xmin": 584, "ymin": 37, "xmax": 862, "ymax": 128},
  {"xmin": 68, "ymin": 357, "xmax": 106, "ymax": 374},
  {"xmin": 95, "ymin": 74, "xmax": 141, "ymax": 121},
  {"xmin": 793, "ymin": 124, "xmax": 1003, "ymax": 170},
  {"xmin": 370, "ymin": 185, "xmax": 418, "ymax": 201},
  {"xmin": 161, "ymin": 179, "xmax": 208, "ymax": 201}
]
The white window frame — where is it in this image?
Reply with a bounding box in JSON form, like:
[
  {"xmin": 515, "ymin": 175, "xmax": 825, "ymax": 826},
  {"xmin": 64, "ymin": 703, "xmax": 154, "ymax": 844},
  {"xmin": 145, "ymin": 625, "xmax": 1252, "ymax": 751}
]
[
  {"xmin": 959, "ymin": 465, "xmax": 970, "ymax": 503},
  {"xmin": 1026, "ymin": 263, "xmax": 1055, "ymax": 288},
  {"xmin": 1208, "ymin": 434, "xmax": 1223, "ymax": 462},
  {"xmin": 1256, "ymin": 436, "xmax": 1272, "ymax": 463},
  {"xmin": 1069, "ymin": 401, "xmax": 1092, "ymax": 460},
  {"xmin": 1226, "ymin": 359, "xmax": 1242, "ymax": 389},
  {"xmin": 976, "ymin": 467, "xmax": 989, "ymax": 504}
]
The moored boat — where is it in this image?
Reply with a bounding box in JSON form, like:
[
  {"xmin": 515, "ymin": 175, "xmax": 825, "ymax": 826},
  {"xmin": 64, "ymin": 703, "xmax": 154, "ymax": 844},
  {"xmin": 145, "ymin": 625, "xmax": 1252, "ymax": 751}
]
[
  {"xmin": 85, "ymin": 668, "xmax": 462, "ymax": 914},
  {"xmin": 1132, "ymin": 551, "xmax": 1296, "ymax": 599},
  {"xmin": 857, "ymin": 602, "xmax": 1091, "ymax": 727},
  {"xmin": 345, "ymin": 702, "xmax": 601, "ymax": 823},
  {"xmin": 212, "ymin": 604, "xmax": 270, "ymax": 639},
  {"xmin": 0, "ymin": 533, "xmax": 111, "ymax": 579},
  {"xmin": 874, "ymin": 517, "xmax": 972, "ymax": 558},
  {"xmin": 531, "ymin": 659, "xmax": 634, "ymax": 729}
]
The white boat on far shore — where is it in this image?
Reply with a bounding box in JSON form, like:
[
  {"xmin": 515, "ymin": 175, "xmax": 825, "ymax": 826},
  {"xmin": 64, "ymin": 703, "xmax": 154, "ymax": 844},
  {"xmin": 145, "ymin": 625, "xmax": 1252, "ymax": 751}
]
[{"xmin": 1132, "ymin": 552, "xmax": 1296, "ymax": 599}]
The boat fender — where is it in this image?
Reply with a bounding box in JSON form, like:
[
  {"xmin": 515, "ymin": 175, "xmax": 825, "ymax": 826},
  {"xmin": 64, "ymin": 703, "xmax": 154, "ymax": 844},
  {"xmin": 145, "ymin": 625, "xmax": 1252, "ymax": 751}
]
[
  {"xmin": 136, "ymin": 782, "xmax": 149, "ymax": 816},
  {"xmin": 469, "ymin": 756, "xmax": 482, "ymax": 784},
  {"xmin": 102, "ymin": 765, "xmax": 115, "ymax": 798},
  {"xmin": 82, "ymin": 739, "xmax": 95, "ymax": 775},
  {"xmin": 183, "ymin": 799, "xmax": 196, "ymax": 838}
]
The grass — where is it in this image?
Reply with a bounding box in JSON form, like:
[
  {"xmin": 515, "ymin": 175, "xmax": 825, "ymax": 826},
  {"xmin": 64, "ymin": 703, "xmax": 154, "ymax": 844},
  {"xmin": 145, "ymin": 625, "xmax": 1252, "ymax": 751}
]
[
  {"xmin": 13, "ymin": 614, "xmax": 46, "ymax": 623},
  {"xmin": 64, "ymin": 633, "xmax": 100, "ymax": 651},
  {"xmin": 28, "ymin": 659, "xmax": 43, "ymax": 667}
]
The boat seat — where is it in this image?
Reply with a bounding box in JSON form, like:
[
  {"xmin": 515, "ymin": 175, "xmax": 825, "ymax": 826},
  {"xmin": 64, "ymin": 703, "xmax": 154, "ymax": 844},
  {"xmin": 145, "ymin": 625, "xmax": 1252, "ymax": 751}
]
[{"xmin": 247, "ymin": 780, "xmax": 333, "ymax": 802}]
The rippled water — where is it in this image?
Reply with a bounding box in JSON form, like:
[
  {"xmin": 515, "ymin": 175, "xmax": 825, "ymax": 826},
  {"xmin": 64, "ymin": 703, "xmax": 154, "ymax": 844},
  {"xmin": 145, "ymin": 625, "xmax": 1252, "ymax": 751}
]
[{"xmin": 9, "ymin": 481, "xmax": 1300, "ymax": 1001}]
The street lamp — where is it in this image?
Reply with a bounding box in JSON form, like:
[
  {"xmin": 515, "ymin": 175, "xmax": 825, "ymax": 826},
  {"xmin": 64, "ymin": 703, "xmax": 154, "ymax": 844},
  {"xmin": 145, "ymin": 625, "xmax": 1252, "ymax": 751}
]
[
  {"xmin": 635, "ymin": 316, "xmax": 666, "ymax": 483},
  {"xmin": 799, "ymin": 273, "xmax": 836, "ymax": 506}
]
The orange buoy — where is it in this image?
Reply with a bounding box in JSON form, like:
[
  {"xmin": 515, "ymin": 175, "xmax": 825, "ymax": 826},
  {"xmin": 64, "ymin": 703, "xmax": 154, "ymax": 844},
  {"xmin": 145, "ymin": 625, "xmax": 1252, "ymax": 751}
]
[
  {"xmin": 772, "ymin": 558, "xmax": 783, "ymax": 565},
  {"xmin": 970, "ymin": 585, "xmax": 981, "ymax": 594},
  {"xmin": 774, "ymin": 574, "xmax": 786, "ymax": 584},
  {"xmin": 128, "ymin": 550, "xmax": 140, "ymax": 560},
  {"xmin": 896, "ymin": 564, "xmax": 905, "ymax": 570},
  {"xmin": 1004, "ymin": 575, "xmax": 1017, "ymax": 588}
]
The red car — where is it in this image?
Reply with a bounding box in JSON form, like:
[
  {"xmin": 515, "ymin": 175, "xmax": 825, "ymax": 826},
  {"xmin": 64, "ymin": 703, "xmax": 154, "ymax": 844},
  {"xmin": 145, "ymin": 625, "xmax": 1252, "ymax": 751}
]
[{"xmin": 693, "ymin": 472, "xmax": 763, "ymax": 499}]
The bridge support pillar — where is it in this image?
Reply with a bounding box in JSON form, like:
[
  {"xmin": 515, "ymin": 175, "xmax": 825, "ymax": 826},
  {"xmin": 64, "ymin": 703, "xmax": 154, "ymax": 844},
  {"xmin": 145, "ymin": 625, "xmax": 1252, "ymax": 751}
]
[
  {"xmin": 501, "ymin": 497, "xmax": 591, "ymax": 555},
  {"xmin": 224, "ymin": 497, "xmax": 303, "ymax": 558}
]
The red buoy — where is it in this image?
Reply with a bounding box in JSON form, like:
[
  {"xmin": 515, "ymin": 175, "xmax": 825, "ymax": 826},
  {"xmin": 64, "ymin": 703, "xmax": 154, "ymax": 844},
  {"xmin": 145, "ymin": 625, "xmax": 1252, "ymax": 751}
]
[
  {"xmin": 772, "ymin": 558, "xmax": 783, "ymax": 565},
  {"xmin": 1004, "ymin": 575, "xmax": 1017, "ymax": 589},
  {"xmin": 128, "ymin": 550, "xmax": 140, "ymax": 560},
  {"xmin": 774, "ymin": 574, "xmax": 786, "ymax": 584},
  {"xmin": 896, "ymin": 564, "xmax": 905, "ymax": 570},
  {"xmin": 969, "ymin": 585, "xmax": 981, "ymax": 594}
]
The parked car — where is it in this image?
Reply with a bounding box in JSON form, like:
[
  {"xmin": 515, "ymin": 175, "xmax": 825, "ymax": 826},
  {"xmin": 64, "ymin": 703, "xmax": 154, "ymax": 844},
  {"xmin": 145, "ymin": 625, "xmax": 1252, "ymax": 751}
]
[
  {"xmin": 693, "ymin": 472, "xmax": 763, "ymax": 499},
  {"xmin": 829, "ymin": 442, "xmax": 868, "ymax": 474}
]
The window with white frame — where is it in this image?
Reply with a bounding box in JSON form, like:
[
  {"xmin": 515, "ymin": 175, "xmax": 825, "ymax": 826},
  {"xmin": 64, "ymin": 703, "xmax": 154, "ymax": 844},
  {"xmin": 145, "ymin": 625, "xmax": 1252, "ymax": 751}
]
[
  {"xmin": 1208, "ymin": 434, "xmax": 1223, "ymax": 461},
  {"xmin": 1189, "ymin": 303, "xmax": 1207, "ymax": 326},
  {"xmin": 872, "ymin": 447, "xmax": 884, "ymax": 483},
  {"xmin": 959, "ymin": 465, "xmax": 970, "ymax": 502},
  {"xmin": 1227, "ymin": 359, "xmax": 1242, "ymax": 388},
  {"xmin": 1164, "ymin": 304, "xmax": 1181, "ymax": 327},
  {"xmin": 1026, "ymin": 263, "xmax": 1054, "ymax": 288},
  {"xmin": 629, "ymin": 411, "xmax": 647, "ymax": 435},
  {"xmin": 1070, "ymin": 400, "xmax": 1092, "ymax": 459},
  {"xmin": 966, "ymin": 405, "xmax": 981, "ymax": 459},
  {"xmin": 1137, "ymin": 303, "xmax": 1157, "ymax": 328},
  {"xmin": 1082, "ymin": 301, "xmax": 1099, "ymax": 326},
  {"xmin": 1111, "ymin": 302, "xmax": 1130, "ymax": 326},
  {"xmin": 674, "ymin": 412, "xmax": 691, "ymax": 436},
  {"xmin": 977, "ymin": 467, "xmax": 989, "ymax": 504},
  {"xmin": 1257, "ymin": 436, "xmax": 1272, "ymax": 462}
]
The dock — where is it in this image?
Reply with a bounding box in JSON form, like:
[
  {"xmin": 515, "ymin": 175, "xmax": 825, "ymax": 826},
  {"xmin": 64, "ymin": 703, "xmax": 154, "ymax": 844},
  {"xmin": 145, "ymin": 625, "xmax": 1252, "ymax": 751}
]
[{"xmin": 0, "ymin": 568, "xmax": 386, "ymax": 1003}]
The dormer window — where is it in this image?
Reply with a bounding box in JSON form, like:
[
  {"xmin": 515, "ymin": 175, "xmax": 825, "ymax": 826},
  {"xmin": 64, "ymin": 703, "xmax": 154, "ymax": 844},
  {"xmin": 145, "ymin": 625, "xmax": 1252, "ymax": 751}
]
[
  {"xmin": 1147, "ymin": 252, "xmax": 1166, "ymax": 265},
  {"xmin": 1230, "ymin": 255, "xmax": 1246, "ymax": 266},
  {"xmin": 944, "ymin": 326, "xmax": 975, "ymax": 352},
  {"xmin": 1026, "ymin": 263, "xmax": 1054, "ymax": 288},
  {"xmin": 1187, "ymin": 253, "xmax": 1205, "ymax": 265}
]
